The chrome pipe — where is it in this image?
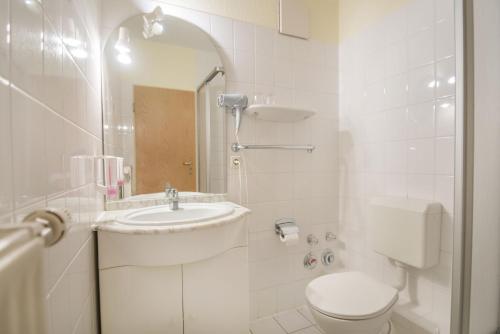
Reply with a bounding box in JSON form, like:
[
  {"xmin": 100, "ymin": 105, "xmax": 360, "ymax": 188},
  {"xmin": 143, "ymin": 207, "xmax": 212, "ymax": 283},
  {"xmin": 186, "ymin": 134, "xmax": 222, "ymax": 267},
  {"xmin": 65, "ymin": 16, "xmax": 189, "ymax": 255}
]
[{"xmin": 196, "ymin": 66, "xmax": 225, "ymax": 91}]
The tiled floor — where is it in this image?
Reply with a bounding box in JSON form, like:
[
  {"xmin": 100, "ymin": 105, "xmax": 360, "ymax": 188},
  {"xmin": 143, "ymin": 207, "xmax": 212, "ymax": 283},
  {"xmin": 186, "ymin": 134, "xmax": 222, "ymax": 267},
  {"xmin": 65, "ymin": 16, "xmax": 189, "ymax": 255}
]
[
  {"xmin": 250, "ymin": 305, "xmax": 435, "ymax": 334},
  {"xmin": 250, "ymin": 306, "xmax": 324, "ymax": 334}
]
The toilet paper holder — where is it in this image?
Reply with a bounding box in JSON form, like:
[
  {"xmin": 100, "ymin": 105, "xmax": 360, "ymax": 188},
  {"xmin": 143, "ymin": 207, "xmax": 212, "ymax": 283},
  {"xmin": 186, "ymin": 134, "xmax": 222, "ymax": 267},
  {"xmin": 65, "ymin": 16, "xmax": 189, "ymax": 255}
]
[{"xmin": 275, "ymin": 218, "xmax": 299, "ymax": 238}]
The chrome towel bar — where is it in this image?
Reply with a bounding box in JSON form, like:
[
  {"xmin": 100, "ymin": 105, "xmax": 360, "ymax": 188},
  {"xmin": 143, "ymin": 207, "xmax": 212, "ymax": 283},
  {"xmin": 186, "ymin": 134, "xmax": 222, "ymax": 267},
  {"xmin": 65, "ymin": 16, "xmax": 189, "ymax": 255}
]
[
  {"xmin": 0, "ymin": 208, "xmax": 69, "ymax": 249},
  {"xmin": 231, "ymin": 143, "xmax": 315, "ymax": 153}
]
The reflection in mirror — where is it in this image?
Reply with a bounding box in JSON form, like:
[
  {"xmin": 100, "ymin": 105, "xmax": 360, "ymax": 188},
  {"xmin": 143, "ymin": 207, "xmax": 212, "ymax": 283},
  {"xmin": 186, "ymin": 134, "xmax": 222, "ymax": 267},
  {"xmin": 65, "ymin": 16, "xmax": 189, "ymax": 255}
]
[{"xmin": 102, "ymin": 9, "xmax": 226, "ymax": 200}]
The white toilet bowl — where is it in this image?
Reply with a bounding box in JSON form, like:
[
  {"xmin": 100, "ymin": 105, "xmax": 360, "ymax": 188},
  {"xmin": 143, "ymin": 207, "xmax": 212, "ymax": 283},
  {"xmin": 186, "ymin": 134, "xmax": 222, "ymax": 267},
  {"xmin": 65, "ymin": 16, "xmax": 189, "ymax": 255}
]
[{"xmin": 306, "ymin": 271, "xmax": 398, "ymax": 334}]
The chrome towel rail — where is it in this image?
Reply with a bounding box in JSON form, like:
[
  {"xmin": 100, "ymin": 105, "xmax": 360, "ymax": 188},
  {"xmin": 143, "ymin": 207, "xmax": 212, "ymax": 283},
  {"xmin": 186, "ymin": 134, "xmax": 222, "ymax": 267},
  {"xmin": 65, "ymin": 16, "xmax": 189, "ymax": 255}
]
[{"xmin": 231, "ymin": 143, "xmax": 315, "ymax": 153}]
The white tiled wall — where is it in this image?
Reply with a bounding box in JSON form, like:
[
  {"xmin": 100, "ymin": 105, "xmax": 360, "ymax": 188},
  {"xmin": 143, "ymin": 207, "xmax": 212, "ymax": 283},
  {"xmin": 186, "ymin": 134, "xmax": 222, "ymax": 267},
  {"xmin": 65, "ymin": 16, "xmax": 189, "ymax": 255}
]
[
  {"xmin": 0, "ymin": 0, "xmax": 103, "ymax": 333},
  {"xmin": 218, "ymin": 17, "xmax": 340, "ymax": 320},
  {"xmin": 338, "ymin": 0, "xmax": 455, "ymax": 332}
]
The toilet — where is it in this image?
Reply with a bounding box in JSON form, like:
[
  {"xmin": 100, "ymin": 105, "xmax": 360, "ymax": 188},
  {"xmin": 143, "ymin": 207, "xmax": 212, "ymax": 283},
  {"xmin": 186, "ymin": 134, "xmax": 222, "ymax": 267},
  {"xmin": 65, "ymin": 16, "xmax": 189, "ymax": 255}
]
[
  {"xmin": 306, "ymin": 271, "xmax": 397, "ymax": 334},
  {"xmin": 306, "ymin": 198, "xmax": 442, "ymax": 334}
]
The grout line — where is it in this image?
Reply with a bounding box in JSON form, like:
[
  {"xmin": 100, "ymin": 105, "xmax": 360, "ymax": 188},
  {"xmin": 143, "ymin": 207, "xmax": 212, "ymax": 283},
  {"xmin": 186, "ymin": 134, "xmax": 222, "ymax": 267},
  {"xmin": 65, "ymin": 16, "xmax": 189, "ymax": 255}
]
[
  {"xmin": 12, "ymin": 182, "xmax": 96, "ymax": 219},
  {"xmin": 9, "ymin": 83, "xmax": 101, "ymax": 141},
  {"xmin": 70, "ymin": 291, "xmax": 93, "ymax": 334},
  {"xmin": 253, "ymin": 307, "xmax": 316, "ymax": 334},
  {"xmin": 45, "ymin": 233, "xmax": 93, "ymax": 298},
  {"xmin": 272, "ymin": 315, "xmax": 289, "ymax": 334},
  {"xmin": 42, "ymin": 2, "xmax": 101, "ymax": 97},
  {"xmin": 289, "ymin": 325, "xmax": 315, "ymax": 334}
]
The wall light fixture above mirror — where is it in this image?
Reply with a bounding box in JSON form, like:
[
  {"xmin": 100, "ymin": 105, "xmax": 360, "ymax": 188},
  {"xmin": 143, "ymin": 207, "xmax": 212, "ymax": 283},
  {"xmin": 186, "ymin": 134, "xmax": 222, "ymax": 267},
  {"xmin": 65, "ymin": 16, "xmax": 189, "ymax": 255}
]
[{"xmin": 142, "ymin": 6, "xmax": 167, "ymax": 39}]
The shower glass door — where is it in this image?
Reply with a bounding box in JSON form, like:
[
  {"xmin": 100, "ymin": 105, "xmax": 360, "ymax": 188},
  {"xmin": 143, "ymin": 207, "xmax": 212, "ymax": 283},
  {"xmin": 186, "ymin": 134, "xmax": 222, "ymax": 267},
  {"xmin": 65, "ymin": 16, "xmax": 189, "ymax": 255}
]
[{"xmin": 196, "ymin": 72, "xmax": 226, "ymax": 193}]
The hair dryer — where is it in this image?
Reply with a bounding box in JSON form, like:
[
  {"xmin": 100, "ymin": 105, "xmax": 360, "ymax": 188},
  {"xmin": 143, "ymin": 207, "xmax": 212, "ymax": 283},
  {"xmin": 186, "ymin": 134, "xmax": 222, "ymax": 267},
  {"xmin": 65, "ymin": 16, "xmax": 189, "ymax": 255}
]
[{"xmin": 217, "ymin": 94, "xmax": 248, "ymax": 133}]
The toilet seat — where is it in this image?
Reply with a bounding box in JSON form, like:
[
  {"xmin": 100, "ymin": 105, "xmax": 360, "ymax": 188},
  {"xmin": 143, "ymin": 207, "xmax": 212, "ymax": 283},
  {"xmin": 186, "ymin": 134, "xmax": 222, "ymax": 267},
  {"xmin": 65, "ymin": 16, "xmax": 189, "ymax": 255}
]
[{"xmin": 306, "ymin": 271, "xmax": 398, "ymax": 321}]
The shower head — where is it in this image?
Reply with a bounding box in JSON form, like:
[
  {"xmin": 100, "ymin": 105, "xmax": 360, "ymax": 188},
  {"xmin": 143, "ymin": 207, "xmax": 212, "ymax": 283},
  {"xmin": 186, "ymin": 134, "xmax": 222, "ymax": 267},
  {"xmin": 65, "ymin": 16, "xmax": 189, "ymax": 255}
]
[{"xmin": 217, "ymin": 94, "xmax": 248, "ymax": 133}]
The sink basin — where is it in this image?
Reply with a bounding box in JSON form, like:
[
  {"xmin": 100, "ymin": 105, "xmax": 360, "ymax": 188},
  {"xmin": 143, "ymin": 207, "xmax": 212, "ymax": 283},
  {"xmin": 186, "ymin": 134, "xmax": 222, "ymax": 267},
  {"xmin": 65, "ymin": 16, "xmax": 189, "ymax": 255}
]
[{"xmin": 117, "ymin": 203, "xmax": 235, "ymax": 226}]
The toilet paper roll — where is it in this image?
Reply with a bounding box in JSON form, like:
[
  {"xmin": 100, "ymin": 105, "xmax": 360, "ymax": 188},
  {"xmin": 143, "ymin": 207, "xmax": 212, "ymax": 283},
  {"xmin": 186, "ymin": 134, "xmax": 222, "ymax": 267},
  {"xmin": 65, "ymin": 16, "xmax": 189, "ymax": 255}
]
[{"xmin": 280, "ymin": 233, "xmax": 299, "ymax": 246}]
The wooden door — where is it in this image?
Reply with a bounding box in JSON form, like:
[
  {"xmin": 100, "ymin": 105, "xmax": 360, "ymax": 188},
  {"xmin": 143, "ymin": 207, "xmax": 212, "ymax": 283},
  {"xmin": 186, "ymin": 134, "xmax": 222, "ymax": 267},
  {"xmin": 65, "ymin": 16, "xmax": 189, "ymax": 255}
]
[{"xmin": 134, "ymin": 85, "xmax": 196, "ymax": 194}]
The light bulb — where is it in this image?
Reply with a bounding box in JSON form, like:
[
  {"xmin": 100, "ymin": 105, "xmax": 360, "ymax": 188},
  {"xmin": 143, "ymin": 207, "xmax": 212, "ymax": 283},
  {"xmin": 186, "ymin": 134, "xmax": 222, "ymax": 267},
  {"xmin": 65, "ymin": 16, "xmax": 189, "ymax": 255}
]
[
  {"xmin": 115, "ymin": 43, "xmax": 130, "ymax": 53},
  {"xmin": 115, "ymin": 27, "xmax": 131, "ymax": 53},
  {"xmin": 151, "ymin": 22, "xmax": 164, "ymax": 35},
  {"xmin": 116, "ymin": 53, "xmax": 131, "ymax": 65}
]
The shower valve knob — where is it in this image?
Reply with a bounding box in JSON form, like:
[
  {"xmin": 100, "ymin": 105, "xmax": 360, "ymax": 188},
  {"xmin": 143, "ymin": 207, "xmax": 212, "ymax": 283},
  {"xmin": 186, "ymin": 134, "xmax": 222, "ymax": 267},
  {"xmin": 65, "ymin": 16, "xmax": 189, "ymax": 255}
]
[
  {"xmin": 322, "ymin": 249, "xmax": 335, "ymax": 266},
  {"xmin": 304, "ymin": 253, "xmax": 318, "ymax": 270},
  {"xmin": 325, "ymin": 232, "xmax": 337, "ymax": 242},
  {"xmin": 307, "ymin": 234, "xmax": 319, "ymax": 246}
]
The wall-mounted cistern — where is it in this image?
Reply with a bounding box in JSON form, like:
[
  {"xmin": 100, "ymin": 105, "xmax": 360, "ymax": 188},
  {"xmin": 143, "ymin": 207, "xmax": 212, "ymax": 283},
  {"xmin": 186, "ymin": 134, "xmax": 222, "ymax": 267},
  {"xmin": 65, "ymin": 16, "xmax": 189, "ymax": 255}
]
[{"xmin": 306, "ymin": 198, "xmax": 442, "ymax": 334}]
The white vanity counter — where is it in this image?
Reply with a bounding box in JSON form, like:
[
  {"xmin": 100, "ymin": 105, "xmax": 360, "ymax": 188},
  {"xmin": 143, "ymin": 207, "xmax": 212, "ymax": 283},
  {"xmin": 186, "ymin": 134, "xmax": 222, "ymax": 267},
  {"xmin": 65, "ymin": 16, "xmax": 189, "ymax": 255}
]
[{"xmin": 94, "ymin": 201, "xmax": 250, "ymax": 235}]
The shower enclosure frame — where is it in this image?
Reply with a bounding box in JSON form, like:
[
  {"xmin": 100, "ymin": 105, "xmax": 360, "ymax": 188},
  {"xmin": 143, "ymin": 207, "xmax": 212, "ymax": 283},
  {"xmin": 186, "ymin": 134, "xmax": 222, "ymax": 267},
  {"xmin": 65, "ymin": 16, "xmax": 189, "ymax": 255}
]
[
  {"xmin": 196, "ymin": 67, "xmax": 226, "ymax": 193},
  {"xmin": 451, "ymin": 0, "xmax": 475, "ymax": 333}
]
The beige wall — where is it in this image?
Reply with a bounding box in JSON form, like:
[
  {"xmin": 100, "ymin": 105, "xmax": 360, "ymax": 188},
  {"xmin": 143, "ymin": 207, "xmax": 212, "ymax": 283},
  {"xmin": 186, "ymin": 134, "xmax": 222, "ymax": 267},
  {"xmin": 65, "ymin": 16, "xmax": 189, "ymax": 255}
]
[
  {"xmin": 125, "ymin": 0, "xmax": 339, "ymax": 43},
  {"xmin": 306, "ymin": 0, "xmax": 339, "ymax": 43},
  {"xmin": 121, "ymin": 39, "xmax": 197, "ymax": 91},
  {"xmin": 339, "ymin": 0, "xmax": 409, "ymax": 40}
]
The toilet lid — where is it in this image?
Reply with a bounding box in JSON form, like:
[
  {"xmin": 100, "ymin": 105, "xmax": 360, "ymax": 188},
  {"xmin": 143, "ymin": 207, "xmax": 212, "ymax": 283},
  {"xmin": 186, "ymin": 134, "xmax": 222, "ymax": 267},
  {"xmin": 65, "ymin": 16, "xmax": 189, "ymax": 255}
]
[{"xmin": 305, "ymin": 272, "xmax": 398, "ymax": 320}]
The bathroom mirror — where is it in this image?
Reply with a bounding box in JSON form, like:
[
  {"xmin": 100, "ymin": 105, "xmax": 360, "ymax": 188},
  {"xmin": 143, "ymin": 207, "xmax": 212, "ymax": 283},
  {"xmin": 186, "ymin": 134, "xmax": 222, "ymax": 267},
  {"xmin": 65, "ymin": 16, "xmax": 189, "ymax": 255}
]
[{"xmin": 102, "ymin": 11, "xmax": 226, "ymax": 198}]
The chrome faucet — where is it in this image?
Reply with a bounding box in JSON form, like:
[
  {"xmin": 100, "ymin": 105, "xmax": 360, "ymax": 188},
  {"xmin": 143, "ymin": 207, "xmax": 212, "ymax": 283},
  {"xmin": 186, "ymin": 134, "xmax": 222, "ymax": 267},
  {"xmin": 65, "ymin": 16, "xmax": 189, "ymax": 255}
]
[
  {"xmin": 166, "ymin": 187, "xmax": 179, "ymax": 210},
  {"xmin": 165, "ymin": 182, "xmax": 174, "ymax": 197}
]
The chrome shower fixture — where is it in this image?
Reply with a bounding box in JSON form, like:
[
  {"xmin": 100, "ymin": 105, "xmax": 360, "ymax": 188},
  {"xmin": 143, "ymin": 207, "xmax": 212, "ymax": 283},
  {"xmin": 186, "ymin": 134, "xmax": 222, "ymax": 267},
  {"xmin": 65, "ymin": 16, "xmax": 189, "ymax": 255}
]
[
  {"xmin": 143, "ymin": 6, "xmax": 166, "ymax": 39},
  {"xmin": 217, "ymin": 93, "xmax": 248, "ymax": 133}
]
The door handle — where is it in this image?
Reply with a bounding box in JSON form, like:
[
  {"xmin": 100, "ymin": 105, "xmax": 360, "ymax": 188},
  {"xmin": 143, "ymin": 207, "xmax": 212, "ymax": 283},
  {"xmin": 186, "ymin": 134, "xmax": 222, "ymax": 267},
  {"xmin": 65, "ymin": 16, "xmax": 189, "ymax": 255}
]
[{"xmin": 183, "ymin": 161, "xmax": 193, "ymax": 166}]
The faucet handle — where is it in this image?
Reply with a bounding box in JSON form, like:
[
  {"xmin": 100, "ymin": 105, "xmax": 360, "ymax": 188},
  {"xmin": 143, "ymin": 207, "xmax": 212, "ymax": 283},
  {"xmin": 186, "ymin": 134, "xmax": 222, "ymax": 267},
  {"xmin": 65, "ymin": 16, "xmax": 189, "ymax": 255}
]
[
  {"xmin": 165, "ymin": 182, "xmax": 175, "ymax": 197},
  {"xmin": 303, "ymin": 252, "xmax": 318, "ymax": 270},
  {"xmin": 168, "ymin": 188, "xmax": 180, "ymax": 210},
  {"xmin": 307, "ymin": 234, "xmax": 319, "ymax": 246},
  {"xmin": 325, "ymin": 232, "xmax": 337, "ymax": 242}
]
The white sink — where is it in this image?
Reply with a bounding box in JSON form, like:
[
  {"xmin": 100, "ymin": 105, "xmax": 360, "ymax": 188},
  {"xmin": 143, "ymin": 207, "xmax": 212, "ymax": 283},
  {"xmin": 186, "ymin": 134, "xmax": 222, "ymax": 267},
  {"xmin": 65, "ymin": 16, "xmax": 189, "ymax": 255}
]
[{"xmin": 117, "ymin": 203, "xmax": 235, "ymax": 226}]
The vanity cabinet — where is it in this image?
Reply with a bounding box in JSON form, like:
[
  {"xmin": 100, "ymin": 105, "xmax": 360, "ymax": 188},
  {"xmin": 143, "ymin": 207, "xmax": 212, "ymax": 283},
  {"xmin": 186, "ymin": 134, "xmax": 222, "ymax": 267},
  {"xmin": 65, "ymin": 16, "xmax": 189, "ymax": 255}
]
[
  {"xmin": 97, "ymin": 214, "xmax": 249, "ymax": 334},
  {"xmin": 100, "ymin": 265, "xmax": 184, "ymax": 334},
  {"xmin": 183, "ymin": 247, "xmax": 248, "ymax": 333}
]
